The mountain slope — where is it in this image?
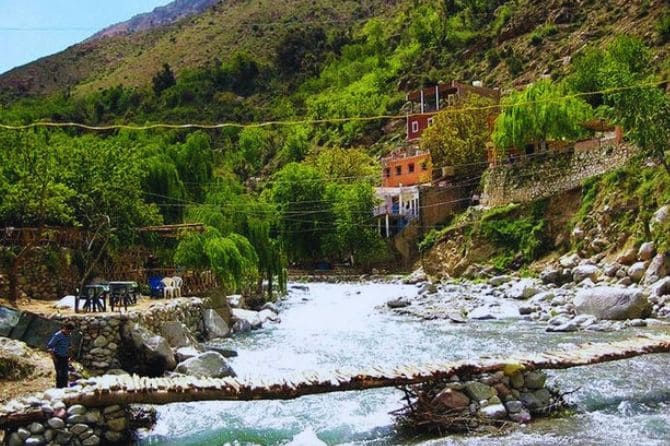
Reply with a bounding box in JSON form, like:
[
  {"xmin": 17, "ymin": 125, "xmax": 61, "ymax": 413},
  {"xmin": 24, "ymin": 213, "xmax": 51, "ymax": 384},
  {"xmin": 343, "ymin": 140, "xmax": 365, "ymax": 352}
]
[
  {"xmin": 88, "ymin": 0, "xmax": 220, "ymax": 41},
  {"xmin": 0, "ymin": 0, "xmax": 401, "ymax": 98}
]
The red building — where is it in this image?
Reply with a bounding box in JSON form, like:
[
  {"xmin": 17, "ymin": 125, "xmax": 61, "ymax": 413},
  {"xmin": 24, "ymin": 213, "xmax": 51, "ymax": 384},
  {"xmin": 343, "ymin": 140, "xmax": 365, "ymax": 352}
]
[{"xmin": 406, "ymin": 80, "xmax": 500, "ymax": 142}]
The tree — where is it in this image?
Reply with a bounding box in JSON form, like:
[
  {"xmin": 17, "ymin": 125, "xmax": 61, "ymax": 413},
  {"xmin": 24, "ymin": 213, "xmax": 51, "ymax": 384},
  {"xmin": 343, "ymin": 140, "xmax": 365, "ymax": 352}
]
[
  {"xmin": 270, "ymin": 163, "xmax": 331, "ymax": 261},
  {"xmin": 306, "ymin": 146, "xmax": 379, "ymax": 182},
  {"xmin": 420, "ymin": 94, "xmax": 495, "ymax": 170},
  {"xmin": 152, "ymin": 63, "xmax": 176, "ymax": 96},
  {"xmin": 492, "ymin": 79, "xmax": 592, "ymax": 154},
  {"xmin": 323, "ymin": 181, "xmax": 388, "ymax": 267},
  {"xmin": 568, "ymin": 36, "xmax": 670, "ymax": 174}
]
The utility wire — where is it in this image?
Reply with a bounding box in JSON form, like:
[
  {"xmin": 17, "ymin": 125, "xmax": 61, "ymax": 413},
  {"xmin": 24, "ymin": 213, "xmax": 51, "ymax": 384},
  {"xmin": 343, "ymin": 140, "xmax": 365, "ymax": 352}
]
[{"xmin": 0, "ymin": 80, "xmax": 665, "ymax": 131}]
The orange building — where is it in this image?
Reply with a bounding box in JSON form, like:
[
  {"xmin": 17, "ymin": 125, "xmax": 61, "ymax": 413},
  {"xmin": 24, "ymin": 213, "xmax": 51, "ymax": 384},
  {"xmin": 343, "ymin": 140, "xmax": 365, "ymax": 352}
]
[{"xmin": 381, "ymin": 149, "xmax": 432, "ymax": 187}]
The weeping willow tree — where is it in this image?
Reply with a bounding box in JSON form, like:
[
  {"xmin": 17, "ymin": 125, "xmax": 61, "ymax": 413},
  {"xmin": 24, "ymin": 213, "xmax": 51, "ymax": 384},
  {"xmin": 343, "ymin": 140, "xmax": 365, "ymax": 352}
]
[
  {"xmin": 175, "ymin": 176, "xmax": 286, "ymax": 299},
  {"xmin": 174, "ymin": 228, "xmax": 259, "ymax": 293},
  {"xmin": 492, "ymin": 79, "xmax": 593, "ymax": 156}
]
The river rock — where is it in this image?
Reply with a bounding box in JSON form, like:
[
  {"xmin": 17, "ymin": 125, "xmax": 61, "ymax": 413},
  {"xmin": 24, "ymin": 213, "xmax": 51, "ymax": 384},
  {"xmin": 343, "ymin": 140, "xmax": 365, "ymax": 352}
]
[
  {"xmin": 231, "ymin": 309, "xmax": 263, "ymax": 329},
  {"xmin": 175, "ymin": 351, "xmax": 236, "ymax": 378},
  {"xmin": 403, "ymin": 268, "xmax": 427, "ymax": 284},
  {"xmin": 202, "ymin": 309, "xmax": 230, "ymax": 339},
  {"xmin": 559, "ymin": 253, "xmax": 581, "ymax": 268},
  {"xmin": 161, "ymin": 321, "xmax": 198, "ymax": 349},
  {"xmin": 650, "ymin": 277, "xmax": 670, "ymax": 297},
  {"xmin": 232, "ymin": 319, "xmax": 253, "ymax": 333},
  {"xmin": 489, "ymin": 275, "xmax": 510, "ymax": 286},
  {"xmin": 574, "ymin": 286, "xmax": 652, "ymax": 320},
  {"xmin": 616, "ymin": 247, "xmax": 638, "ymax": 266},
  {"xmin": 47, "ymin": 418, "xmax": 65, "ymax": 429},
  {"xmin": 432, "ymin": 388, "xmax": 470, "ymax": 411},
  {"xmin": 469, "ymin": 306, "xmax": 496, "ymax": 320},
  {"xmin": 226, "ymin": 294, "xmax": 243, "ymax": 308},
  {"xmin": 387, "ymin": 297, "xmax": 411, "ymax": 308},
  {"xmin": 628, "ymin": 262, "xmax": 647, "ymax": 283},
  {"xmin": 120, "ymin": 323, "xmax": 176, "ymax": 376},
  {"xmin": 507, "ymin": 279, "xmax": 540, "ymax": 300},
  {"xmin": 573, "ymin": 264, "xmax": 600, "ymax": 283},
  {"xmin": 464, "ymin": 382, "xmax": 496, "ymax": 401},
  {"xmin": 175, "ymin": 346, "xmax": 202, "ymax": 362},
  {"xmin": 523, "ymin": 371, "xmax": 547, "ymax": 389},
  {"xmin": 480, "ymin": 403, "xmax": 507, "ymax": 419},
  {"xmin": 24, "ymin": 436, "xmax": 45, "ymax": 446},
  {"xmin": 638, "ymin": 242, "xmax": 656, "ymax": 261},
  {"xmin": 82, "ymin": 435, "xmax": 100, "ymax": 446},
  {"xmin": 642, "ymin": 253, "xmax": 670, "ymax": 286}
]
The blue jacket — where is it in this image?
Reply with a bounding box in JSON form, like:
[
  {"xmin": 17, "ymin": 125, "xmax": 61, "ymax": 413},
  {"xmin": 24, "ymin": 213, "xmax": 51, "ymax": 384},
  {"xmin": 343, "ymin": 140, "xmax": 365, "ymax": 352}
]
[{"xmin": 47, "ymin": 331, "xmax": 71, "ymax": 357}]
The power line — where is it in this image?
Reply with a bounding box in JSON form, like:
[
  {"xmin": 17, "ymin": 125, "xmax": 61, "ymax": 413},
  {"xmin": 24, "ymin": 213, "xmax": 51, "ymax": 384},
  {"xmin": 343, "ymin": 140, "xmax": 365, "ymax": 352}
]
[{"xmin": 0, "ymin": 80, "xmax": 665, "ymax": 131}]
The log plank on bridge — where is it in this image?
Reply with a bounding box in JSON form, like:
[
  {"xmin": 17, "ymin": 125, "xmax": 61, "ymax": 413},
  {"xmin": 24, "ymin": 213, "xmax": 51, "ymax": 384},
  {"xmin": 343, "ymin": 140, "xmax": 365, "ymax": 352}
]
[{"xmin": 1, "ymin": 334, "xmax": 669, "ymax": 427}]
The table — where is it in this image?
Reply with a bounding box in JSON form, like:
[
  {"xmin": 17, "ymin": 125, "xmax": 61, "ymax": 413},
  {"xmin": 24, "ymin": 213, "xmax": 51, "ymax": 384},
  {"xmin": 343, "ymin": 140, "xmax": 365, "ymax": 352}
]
[
  {"xmin": 107, "ymin": 281, "xmax": 139, "ymax": 312},
  {"xmin": 75, "ymin": 285, "xmax": 107, "ymax": 313}
]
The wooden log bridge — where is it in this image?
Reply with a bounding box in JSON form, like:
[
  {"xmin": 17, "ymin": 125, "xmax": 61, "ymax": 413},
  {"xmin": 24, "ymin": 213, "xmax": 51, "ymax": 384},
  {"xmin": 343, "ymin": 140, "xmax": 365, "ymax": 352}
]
[{"xmin": 1, "ymin": 334, "xmax": 670, "ymax": 427}]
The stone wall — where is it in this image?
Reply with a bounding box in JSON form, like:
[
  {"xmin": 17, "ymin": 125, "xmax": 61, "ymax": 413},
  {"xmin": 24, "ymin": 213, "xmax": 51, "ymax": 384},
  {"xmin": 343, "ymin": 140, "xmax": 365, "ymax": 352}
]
[
  {"xmin": 53, "ymin": 298, "xmax": 205, "ymax": 375},
  {"xmin": 2, "ymin": 403, "xmax": 134, "ymax": 446},
  {"xmin": 0, "ymin": 249, "xmax": 80, "ymax": 301},
  {"xmin": 482, "ymin": 142, "xmax": 638, "ymax": 207}
]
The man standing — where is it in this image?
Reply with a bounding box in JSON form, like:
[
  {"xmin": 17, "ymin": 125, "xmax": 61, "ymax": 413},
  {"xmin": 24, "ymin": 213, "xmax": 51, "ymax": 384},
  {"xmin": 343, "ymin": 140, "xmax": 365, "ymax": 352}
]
[{"xmin": 47, "ymin": 322, "xmax": 75, "ymax": 388}]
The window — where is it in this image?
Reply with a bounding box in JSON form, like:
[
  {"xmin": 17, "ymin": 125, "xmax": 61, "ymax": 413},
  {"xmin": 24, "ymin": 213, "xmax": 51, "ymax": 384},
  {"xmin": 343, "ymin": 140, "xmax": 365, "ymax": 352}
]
[
  {"xmin": 384, "ymin": 168, "xmax": 391, "ymax": 178},
  {"xmin": 427, "ymin": 117, "xmax": 434, "ymax": 127},
  {"xmin": 395, "ymin": 165, "xmax": 402, "ymax": 176},
  {"xmin": 408, "ymin": 163, "xmax": 415, "ymax": 173},
  {"xmin": 411, "ymin": 121, "xmax": 419, "ymax": 133}
]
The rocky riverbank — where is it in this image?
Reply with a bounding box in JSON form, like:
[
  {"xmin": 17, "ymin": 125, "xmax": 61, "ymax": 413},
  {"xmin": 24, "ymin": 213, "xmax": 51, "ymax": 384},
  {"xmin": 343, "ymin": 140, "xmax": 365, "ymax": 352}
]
[{"xmin": 388, "ymin": 240, "xmax": 670, "ymax": 332}]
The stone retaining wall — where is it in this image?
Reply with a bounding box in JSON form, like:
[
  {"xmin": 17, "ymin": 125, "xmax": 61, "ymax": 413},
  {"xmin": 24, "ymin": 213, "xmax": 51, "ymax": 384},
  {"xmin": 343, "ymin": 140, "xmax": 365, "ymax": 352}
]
[
  {"xmin": 482, "ymin": 143, "xmax": 638, "ymax": 207},
  {"xmin": 1, "ymin": 402, "xmax": 138, "ymax": 446},
  {"xmin": 53, "ymin": 298, "xmax": 204, "ymax": 375}
]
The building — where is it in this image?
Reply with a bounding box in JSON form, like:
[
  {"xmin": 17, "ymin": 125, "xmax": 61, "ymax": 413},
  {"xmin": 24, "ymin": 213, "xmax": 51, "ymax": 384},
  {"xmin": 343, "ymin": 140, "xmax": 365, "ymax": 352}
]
[
  {"xmin": 373, "ymin": 186, "xmax": 420, "ymax": 238},
  {"xmin": 406, "ymin": 80, "xmax": 501, "ymax": 142},
  {"xmin": 381, "ymin": 148, "xmax": 432, "ymax": 188}
]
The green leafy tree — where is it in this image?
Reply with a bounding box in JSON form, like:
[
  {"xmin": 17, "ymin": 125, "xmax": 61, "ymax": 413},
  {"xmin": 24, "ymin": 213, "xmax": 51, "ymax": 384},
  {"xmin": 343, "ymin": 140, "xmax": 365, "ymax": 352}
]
[
  {"xmin": 492, "ymin": 79, "xmax": 592, "ymax": 154},
  {"xmin": 568, "ymin": 36, "xmax": 670, "ymax": 174},
  {"xmin": 323, "ymin": 181, "xmax": 388, "ymax": 267},
  {"xmin": 420, "ymin": 94, "xmax": 495, "ymax": 170},
  {"xmin": 270, "ymin": 163, "xmax": 331, "ymax": 262},
  {"xmin": 306, "ymin": 146, "xmax": 379, "ymax": 183}
]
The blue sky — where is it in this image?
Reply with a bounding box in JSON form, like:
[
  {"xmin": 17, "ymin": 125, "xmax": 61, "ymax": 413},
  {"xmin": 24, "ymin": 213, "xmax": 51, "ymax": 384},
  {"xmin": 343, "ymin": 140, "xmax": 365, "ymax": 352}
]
[{"xmin": 0, "ymin": 0, "xmax": 170, "ymax": 74}]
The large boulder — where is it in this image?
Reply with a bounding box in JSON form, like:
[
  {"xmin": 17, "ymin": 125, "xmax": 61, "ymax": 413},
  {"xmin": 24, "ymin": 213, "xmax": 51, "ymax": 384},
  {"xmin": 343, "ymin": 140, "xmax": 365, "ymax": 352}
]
[
  {"xmin": 638, "ymin": 242, "xmax": 656, "ymax": 261},
  {"xmin": 572, "ymin": 264, "xmax": 600, "ymax": 283},
  {"xmin": 628, "ymin": 262, "xmax": 648, "ymax": 283},
  {"xmin": 650, "ymin": 277, "xmax": 670, "ymax": 297},
  {"xmin": 642, "ymin": 253, "xmax": 670, "ymax": 286},
  {"xmin": 175, "ymin": 351, "xmax": 235, "ymax": 378},
  {"xmin": 160, "ymin": 322, "xmax": 199, "ymax": 349},
  {"xmin": 507, "ymin": 279, "xmax": 540, "ymax": 300},
  {"xmin": 120, "ymin": 323, "xmax": 176, "ymax": 376},
  {"xmin": 574, "ymin": 286, "xmax": 652, "ymax": 320},
  {"xmin": 432, "ymin": 389, "xmax": 470, "ymax": 411},
  {"xmin": 202, "ymin": 309, "xmax": 230, "ymax": 339}
]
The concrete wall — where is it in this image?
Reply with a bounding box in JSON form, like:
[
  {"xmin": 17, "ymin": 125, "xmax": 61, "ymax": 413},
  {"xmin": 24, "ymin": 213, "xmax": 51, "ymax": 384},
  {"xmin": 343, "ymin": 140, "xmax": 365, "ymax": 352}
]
[{"xmin": 482, "ymin": 143, "xmax": 637, "ymax": 207}]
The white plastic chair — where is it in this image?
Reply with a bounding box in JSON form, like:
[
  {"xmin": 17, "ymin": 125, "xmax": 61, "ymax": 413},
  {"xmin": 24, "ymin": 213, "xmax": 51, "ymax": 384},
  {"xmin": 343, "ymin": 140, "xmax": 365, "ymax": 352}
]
[
  {"xmin": 171, "ymin": 276, "xmax": 183, "ymax": 298},
  {"xmin": 161, "ymin": 277, "xmax": 175, "ymax": 299}
]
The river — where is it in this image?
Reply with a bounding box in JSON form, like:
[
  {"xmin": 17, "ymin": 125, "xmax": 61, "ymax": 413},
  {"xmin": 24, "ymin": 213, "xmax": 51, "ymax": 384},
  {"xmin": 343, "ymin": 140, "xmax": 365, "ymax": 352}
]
[{"xmin": 139, "ymin": 282, "xmax": 670, "ymax": 445}]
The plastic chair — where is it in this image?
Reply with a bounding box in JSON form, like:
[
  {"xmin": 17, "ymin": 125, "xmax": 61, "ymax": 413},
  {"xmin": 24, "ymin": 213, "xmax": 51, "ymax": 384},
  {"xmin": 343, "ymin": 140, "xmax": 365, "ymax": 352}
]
[
  {"xmin": 161, "ymin": 277, "xmax": 176, "ymax": 299},
  {"xmin": 172, "ymin": 276, "xmax": 183, "ymax": 298},
  {"xmin": 148, "ymin": 276, "xmax": 164, "ymax": 298}
]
